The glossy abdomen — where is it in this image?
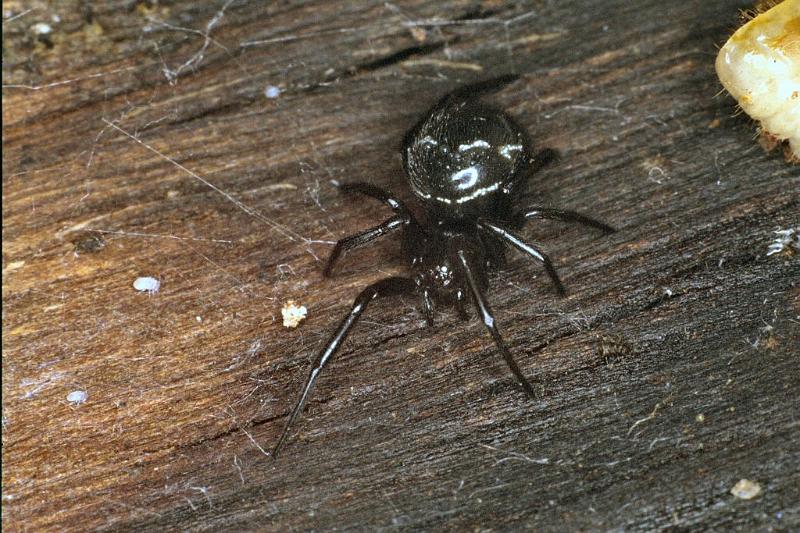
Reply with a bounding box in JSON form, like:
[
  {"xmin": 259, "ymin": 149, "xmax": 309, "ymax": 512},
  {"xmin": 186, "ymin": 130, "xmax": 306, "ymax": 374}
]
[{"xmin": 403, "ymin": 100, "xmax": 530, "ymax": 220}]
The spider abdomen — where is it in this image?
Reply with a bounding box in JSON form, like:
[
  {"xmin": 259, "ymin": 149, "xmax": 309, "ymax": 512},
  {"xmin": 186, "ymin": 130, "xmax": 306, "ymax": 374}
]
[{"xmin": 403, "ymin": 100, "xmax": 531, "ymax": 221}]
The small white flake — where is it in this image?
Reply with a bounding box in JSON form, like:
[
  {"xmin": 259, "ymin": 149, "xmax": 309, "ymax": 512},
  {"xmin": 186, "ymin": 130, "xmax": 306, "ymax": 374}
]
[
  {"xmin": 67, "ymin": 390, "xmax": 87, "ymax": 405},
  {"xmin": 31, "ymin": 22, "xmax": 52, "ymax": 34},
  {"xmin": 265, "ymin": 85, "xmax": 281, "ymax": 99},
  {"xmin": 731, "ymin": 479, "xmax": 762, "ymax": 500},
  {"xmin": 282, "ymin": 300, "xmax": 307, "ymax": 328},
  {"xmin": 133, "ymin": 276, "xmax": 160, "ymax": 294},
  {"xmin": 766, "ymin": 227, "xmax": 799, "ymax": 256}
]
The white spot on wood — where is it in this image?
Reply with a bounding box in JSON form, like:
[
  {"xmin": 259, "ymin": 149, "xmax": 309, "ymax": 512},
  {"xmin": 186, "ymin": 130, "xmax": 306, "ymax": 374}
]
[
  {"xmin": 31, "ymin": 22, "xmax": 52, "ymax": 34},
  {"xmin": 3, "ymin": 260, "xmax": 25, "ymax": 274},
  {"xmin": 731, "ymin": 479, "xmax": 762, "ymax": 500},
  {"xmin": 265, "ymin": 85, "xmax": 281, "ymax": 99},
  {"xmin": 133, "ymin": 276, "xmax": 160, "ymax": 294},
  {"xmin": 281, "ymin": 300, "xmax": 307, "ymax": 328},
  {"xmin": 402, "ymin": 58, "xmax": 483, "ymax": 71},
  {"xmin": 19, "ymin": 371, "xmax": 65, "ymax": 399},
  {"xmin": 766, "ymin": 227, "xmax": 799, "ymax": 256},
  {"xmin": 67, "ymin": 390, "xmax": 87, "ymax": 405}
]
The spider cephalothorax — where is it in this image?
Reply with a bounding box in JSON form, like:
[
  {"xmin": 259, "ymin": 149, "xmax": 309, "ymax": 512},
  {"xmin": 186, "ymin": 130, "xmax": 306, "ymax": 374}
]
[{"xmin": 272, "ymin": 75, "xmax": 615, "ymax": 457}]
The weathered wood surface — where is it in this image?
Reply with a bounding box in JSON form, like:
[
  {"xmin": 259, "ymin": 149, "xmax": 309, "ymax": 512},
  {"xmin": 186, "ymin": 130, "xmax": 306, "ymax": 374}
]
[{"xmin": 3, "ymin": 0, "xmax": 798, "ymax": 530}]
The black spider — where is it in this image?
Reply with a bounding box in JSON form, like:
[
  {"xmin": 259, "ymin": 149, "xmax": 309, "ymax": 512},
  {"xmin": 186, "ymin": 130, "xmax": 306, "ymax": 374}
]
[{"xmin": 272, "ymin": 75, "xmax": 614, "ymax": 457}]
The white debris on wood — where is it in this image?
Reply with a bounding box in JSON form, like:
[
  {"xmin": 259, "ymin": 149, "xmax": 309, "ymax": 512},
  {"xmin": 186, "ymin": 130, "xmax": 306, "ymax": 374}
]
[
  {"xmin": 730, "ymin": 478, "xmax": 762, "ymax": 500},
  {"xmin": 66, "ymin": 390, "xmax": 88, "ymax": 405},
  {"xmin": 265, "ymin": 85, "xmax": 281, "ymax": 99},
  {"xmin": 31, "ymin": 22, "xmax": 52, "ymax": 34},
  {"xmin": 766, "ymin": 227, "xmax": 799, "ymax": 256},
  {"xmin": 133, "ymin": 276, "xmax": 160, "ymax": 294},
  {"xmin": 281, "ymin": 300, "xmax": 307, "ymax": 328}
]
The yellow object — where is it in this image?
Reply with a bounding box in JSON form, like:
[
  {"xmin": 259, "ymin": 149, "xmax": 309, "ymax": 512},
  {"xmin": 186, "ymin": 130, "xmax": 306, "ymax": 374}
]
[{"xmin": 715, "ymin": 0, "xmax": 800, "ymax": 161}]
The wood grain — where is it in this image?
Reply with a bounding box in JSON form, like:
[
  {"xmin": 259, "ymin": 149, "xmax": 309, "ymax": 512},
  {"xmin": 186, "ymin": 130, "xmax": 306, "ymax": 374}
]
[{"xmin": 3, "ymin": 0, "xmax": 798, "ymax": 530}]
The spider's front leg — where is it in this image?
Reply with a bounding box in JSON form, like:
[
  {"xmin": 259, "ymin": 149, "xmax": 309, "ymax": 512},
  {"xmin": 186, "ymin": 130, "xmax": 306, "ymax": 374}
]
[
  {"xmin": 272, "ymin": 276, "xmax": 415, "ymax": 458},
  {"xmin": 324, "ymin": 215, "xmax": 408, "ymax": 276},
  {"xmin": 455, "ymin": 249, "xmax": 536, "ymax": 399},
  {"xmin": 323, "ymin": 182, "xmax": 415, "ymax": 276}
]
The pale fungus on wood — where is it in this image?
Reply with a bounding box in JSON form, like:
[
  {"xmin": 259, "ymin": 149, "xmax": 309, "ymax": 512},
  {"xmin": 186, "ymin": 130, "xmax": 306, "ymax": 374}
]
[
  {"xmin": 731, "ymin": 479, "xmax": 763, "ymax": 500},
  {"xmin": 281, "ymin": 300, "xmax": 308, "ymax": 328}
]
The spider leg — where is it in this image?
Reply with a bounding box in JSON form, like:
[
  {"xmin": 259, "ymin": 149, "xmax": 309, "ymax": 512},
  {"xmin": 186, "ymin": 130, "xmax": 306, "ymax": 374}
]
[
  {"xmin": 519, "ymin": 207, "xmax": 615, "ymax": 234},
  {"xmin": 337, "ymin": 182, "xmax": 412, "ymax": 217},
  {"xmin": 455, "ymin": 250, "xmax": 536, "ymax": 399},
  {"xmin": 403, "ymin": 75, "xmax": 522, "ymax": 149},
  {"xmin": 422, "ymin": 289, "xmax": 435, "ymax": 326},
  {"xmin": 478, "ymin": 220, "xmax": 566, "ymax": 296},
  {"xmin": 529, "ymin": 148, "xmax": 559, "ymax": 175},
  {"xmin": 272, "ymin": 277, "xmax": 415, "ymax": 458},
  {"xmin": 455, "ymin": 288, "xmax": 469, "ymax": 320},
  {"xmin": 442, "ymin": 74, "xmax": 520, "ymax": 103},
  {"xmin": 507, "ymin": 149, "xmax": 559, "ymax": 197},
  {"xmin": 324, "ymin": 214, "xmax": 408, "ymax": 277}
]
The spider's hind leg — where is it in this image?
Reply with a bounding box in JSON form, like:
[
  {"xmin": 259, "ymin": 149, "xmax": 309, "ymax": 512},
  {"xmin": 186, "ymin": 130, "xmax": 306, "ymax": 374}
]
[
  {"xmin": 421, "ymin": 289, "xmax": 435, "ymax": 326},
  {"xmin": 442, "ymin": 74, "xmax": 520, "ymax": 104},
  {"xmin": 478, "ymin": 219, "xmax": 566, "ymax": 297}
]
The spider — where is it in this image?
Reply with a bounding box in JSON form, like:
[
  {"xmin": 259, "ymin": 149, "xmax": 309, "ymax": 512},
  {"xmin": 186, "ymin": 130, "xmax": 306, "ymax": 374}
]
[{"xmin": 272, "ymin": 75, "xmax": 614, "ymax": 457}]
